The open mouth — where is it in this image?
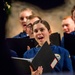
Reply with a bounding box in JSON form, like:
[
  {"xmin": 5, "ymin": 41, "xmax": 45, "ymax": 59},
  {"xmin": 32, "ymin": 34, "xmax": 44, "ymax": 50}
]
[
  {"xmin": 37, "ymin": 36, "xmax": 44, "ymax": 40},
  {"xmin": 23, "ymin": 24, "xmax": 26, "ymax": 26}
]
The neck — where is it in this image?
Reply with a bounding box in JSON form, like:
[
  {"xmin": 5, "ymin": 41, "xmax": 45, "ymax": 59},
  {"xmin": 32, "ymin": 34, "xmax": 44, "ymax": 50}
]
[
  {"xmin": 29, "ymin": 33, "xmax": 34, "ymax": 38},
  {"xmin": 39, "ymin": 41, "xmax": 51, "ymax": 47}
]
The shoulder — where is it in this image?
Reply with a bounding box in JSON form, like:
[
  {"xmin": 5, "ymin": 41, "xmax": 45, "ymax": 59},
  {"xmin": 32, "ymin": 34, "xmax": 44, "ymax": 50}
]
[
  {"xmin": 13, "ymin": 32, "xmax": 27, "ymax": 38},
  {"xmin": 13, "ymin": 32, "xmax": 22, "ymax": 38},
  {"xmin": 51, "ymin": 45, "xmax": 70, "ymax": 60},
  {"xmin": 23, "ymin": 47, "xmax": 40, "ymax": 58},
  {"xmin": 51, "ymin": 45, "xmax": 69, "ymax": 54},
  {"xmin": 71, "ymin": 31, "xmax": 75, "ymax": 35},
  {"xmin": 25, "ymin": 47, "xmax": 39, "ymax": 53}
]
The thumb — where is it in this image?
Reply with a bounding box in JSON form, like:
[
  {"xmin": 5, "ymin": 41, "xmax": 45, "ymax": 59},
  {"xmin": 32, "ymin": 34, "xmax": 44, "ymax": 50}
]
[{"xmin": 27, "ymin": 46, "xmax": 30, "ymax": 50}]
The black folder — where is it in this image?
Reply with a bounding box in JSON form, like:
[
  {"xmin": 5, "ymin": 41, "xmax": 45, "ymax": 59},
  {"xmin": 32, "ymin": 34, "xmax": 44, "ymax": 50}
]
[
  {"xmin": 64, "ymin": 33, "xmax": 75, "ymax": 55},
  {"xmin": 12, "ymin": 41, "xmax": 58, "ymax": 74},
  {"xmin": 50, "ymin": 32, "xmax": 61, "ymax": 46},
  {"xmin": 5, "ymin": 38, "xmax": 37, "ymax": 57}
]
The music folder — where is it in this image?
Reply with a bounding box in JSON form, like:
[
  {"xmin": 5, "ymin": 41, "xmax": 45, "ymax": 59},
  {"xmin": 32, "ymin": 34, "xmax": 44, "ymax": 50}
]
[
  {"xmin": 64, "ymin": 33, "xmax": 75, "ymax": 55},
  {"xmin": 5, "ymin": 38, "xmax": 37, "ymax": 57},
  {"xmin": 50, "ymin": 32, "xmax": 61, "ymax": 46},
  {"xmin": 12, "ymin": 41, "xmax": 58, "ymax": 74}
]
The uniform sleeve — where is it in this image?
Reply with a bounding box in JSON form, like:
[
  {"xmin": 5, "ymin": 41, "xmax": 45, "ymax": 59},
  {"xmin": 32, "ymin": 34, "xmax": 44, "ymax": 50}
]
[
  {"xmin": 13, "ymin": 34, "xmax": 20, "ymax": 38},
  {"xmin": 23, "ymin": 51, "xmax": 29, "ymax": 58},
  {"xmin": 63, "ymin": 49, "xmax": 73, "ymax": 72},
  {"xmin": 23, "ymin": 48, "xmax": 36, "ymax": 58}
]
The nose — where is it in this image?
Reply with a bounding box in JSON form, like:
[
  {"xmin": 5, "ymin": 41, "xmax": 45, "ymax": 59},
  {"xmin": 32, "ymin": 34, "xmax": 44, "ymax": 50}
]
[
  {"xmin": 37, "ymin": 30, "xmax": 42, "ymax": 34},
  {"xmin": 63, "ymin": 26, "xmax": 68, "ymax": 32},
  {"xmin": 63, "ymin": 26, "xmax": 67, "ymax": 30},
  {"xmin": 23, "ymin": 18, "xmax": 27, "ymax": 22}
]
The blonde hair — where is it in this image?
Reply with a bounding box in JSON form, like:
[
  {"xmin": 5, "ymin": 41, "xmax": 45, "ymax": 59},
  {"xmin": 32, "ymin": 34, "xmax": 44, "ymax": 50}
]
[{"xmin": 20, "ymin": 8, "xmax": 35, "ymax": 15}]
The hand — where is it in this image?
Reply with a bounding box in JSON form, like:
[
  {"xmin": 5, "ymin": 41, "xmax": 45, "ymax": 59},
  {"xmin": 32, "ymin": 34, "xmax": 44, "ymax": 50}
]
[
  {"xmin": 27, "ymin": 46, "xmax": 30, "ymax": 50},
  {"xmin": 30, "ymin": 66, "xmax": 43, "ymax": 75}
]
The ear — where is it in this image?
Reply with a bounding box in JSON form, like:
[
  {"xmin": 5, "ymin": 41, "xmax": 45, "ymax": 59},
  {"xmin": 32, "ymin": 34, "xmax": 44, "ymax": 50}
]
[
  {"xmin": 49, "ymin": 30, "xmax": 52, "ymax": 35},
  {"xmin": 74, "ymin": 23, "xmax": 75, "ymax": 30}
]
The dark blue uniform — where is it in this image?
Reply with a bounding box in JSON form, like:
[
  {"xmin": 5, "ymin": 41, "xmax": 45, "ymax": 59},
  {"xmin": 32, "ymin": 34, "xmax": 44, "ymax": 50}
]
[
  {"xmin": 23, "ymin": 45, "xmax": 73, "ymax": 73},
  {"xmin": 61, "ymin": 31, "xmax": 75, "ymax": 72},
  {"xmin": 13, "ymin": 32, "xmax": 27, "ymax": 38}
]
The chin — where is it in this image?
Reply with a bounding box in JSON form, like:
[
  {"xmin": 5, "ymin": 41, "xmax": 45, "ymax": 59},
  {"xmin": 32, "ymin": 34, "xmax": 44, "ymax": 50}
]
[{"xmin": 39, "ymin": 42, "xmax": 45, "ymax": 45}]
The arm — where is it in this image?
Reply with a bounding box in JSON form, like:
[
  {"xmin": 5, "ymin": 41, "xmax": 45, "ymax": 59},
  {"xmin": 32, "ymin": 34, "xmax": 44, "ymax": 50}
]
[{"xmin": 63, "ymin": 49, "xmax": 73, "ymax": 72}]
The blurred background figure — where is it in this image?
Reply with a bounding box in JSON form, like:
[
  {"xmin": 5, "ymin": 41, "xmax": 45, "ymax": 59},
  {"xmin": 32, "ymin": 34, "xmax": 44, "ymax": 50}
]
[
  {"xmin": 26, "ymin": 15, "xmax": 41, "ymax": 38},
  {"xmin": 61, "ymin": 16, "xmax": 75, "ymax": 47},
  {"xmin": 26, "ymin": 15, "xmax": 41, "ymax": 50},
  {"xmin": 13, "ymin": 8, "xmax": 34, "ymax": 38},
  {"xmin": 71, "ymin": 5, "xmax": 75, "ymax": 23},
  {"xmin": 61, "ymin": 16, "xmax": 75, "ymax": 72}
]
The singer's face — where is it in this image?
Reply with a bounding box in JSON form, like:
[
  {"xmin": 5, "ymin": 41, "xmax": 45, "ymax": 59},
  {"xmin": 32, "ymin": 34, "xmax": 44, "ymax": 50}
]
[
  {"xmin": 19, "ymin": 10, "xmax": 32, "ymax": 32},
  {"xmin": 26, "ymin": 17, "xmax": 40, "ymax": 35},
  {"xmin": 33, "ymin": 23, "xmax": 50, "ymax": 46},
  {"xmin": 62, "ymin": 17, "xmax": 75, "ymax": 34}
]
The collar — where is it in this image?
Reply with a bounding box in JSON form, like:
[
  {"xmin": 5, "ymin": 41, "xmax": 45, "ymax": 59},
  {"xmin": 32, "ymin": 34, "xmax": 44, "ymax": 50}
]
[{"xmin": 36, "ymin": 43, "xmax": 53, "ymax": 48}]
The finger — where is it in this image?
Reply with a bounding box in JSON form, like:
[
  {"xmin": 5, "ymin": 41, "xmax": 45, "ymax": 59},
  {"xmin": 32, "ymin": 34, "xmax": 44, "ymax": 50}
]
[
  {"xmin": 29, "ymin": 66, "xmax": 33, "ymax": 72},
  {"xmin": 37, "ymin": 66, "xmax": 43, "ymax": 74}
]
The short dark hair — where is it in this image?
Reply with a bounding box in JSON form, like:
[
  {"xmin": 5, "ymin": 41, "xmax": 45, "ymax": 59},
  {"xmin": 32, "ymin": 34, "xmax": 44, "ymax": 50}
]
[{"xmin": 32, "ymin": 19, "xmax": 51, "ymax": 31}]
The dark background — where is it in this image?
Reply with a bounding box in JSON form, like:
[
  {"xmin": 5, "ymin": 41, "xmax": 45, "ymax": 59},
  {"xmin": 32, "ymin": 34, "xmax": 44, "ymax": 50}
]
[
  {"xmin": 23, "ymin": 0, "xmax": 65, "ymax": 9},
  {"xmin": 6, "ymin": 0, "xmax": 65, "ymax": 9}
]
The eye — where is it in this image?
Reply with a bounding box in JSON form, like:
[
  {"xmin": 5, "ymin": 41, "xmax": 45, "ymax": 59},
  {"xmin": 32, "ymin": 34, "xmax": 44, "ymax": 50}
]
[
  {"xmin": 27, "ymin": 23, "xmax": 33, "ymax": 28},
  {"xmin": 20, "ymin": 16, "xmax": 29, "ymax": 21},
  {"xmin": 20, "ymin": 17, "xmax": 24, "ymax": 20},
  {"xmin": 33, "ymin": 29, "xmax": 38, "ymax": 33},
  {"xmin": 26, "ymin": 16, "xmax": 29, "ymax": 19},
  {"xmin": 65, "ymin": 24, "xmax": 68, "ymax": 26},
  {"xmin": 40, "ymin": 28, "xmax": 44, "ymax": 32},
  {"xmin": 62, "ymin": 24, "xmax": 68, "ymax": 27}
]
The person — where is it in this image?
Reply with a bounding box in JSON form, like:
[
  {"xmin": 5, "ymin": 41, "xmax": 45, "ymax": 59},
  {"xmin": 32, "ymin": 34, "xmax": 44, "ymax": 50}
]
[
  {"xmin": 26, "ymin": 15, "xmax": 42, "ymax": 50},
  {"xmin": 23, "ymin": 19, "xmax": 73, "ymax": 74},
  {"xmin": 71, "ymin": 5, "xmax": 75, "ymax": 23},
  {"xmin": 13, "ymin": 8, "xmax": 34, "ymax": 38},
  {"xmin": 61, "ymin": 16, "xmax": 75, "ymax": 72},
  {"xmin": 26, "ymin": 15, "xmax": 41, "ymax": 38},
  {"xmin": 61, "ymin": 16, "xmax": 75, "ymax": 47},
  {"xmin": 12, "ymin": 8, "xmax": 35, "ymax": 56}
]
